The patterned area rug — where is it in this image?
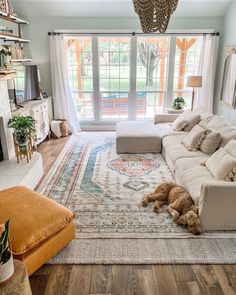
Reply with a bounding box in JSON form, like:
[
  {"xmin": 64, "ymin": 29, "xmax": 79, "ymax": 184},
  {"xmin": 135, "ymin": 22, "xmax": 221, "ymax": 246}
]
[{"xmin": 38, "ymin": 132, "xmax": 236, "ymax": 264}]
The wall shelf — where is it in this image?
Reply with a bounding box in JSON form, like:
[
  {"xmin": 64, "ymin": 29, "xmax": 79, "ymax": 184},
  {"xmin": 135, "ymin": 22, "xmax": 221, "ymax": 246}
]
[
  {"xmin": 0, "ymin": 33, "xmax": 30, "ymax": 43},
  {"xmin": 11, "ymin": 58, "xmax": 32, "ymax": 63},
  {"xmin": 0, "ymin": 13, "xmax": 29, "ymax": 25},
  {"xmin": 9, "ymin": 15, "xmax": 29, "ymax": 25}
]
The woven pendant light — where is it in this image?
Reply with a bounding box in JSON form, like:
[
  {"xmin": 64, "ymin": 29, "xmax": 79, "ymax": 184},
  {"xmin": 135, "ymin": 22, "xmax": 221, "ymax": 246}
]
[{"xmin": 133, "ymin": 0, "xmax": 179, "ymax": 33}]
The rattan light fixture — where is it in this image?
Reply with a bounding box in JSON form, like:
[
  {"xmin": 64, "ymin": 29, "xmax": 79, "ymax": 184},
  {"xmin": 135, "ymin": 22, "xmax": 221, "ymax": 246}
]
[{"xmin": 133, "ymin": 0, "xmax": 179, "ymax": 33}]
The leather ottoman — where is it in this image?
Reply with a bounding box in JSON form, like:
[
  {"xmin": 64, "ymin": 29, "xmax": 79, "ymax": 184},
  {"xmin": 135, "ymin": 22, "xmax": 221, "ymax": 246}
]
[{"xmin": 0, "ymin": 186, "xmax": 75, "ymax": 275}]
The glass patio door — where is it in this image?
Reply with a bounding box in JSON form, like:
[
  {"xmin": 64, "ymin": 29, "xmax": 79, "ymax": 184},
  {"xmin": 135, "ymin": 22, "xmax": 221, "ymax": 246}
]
[{"xmin": 98, "ymin": 36, "xmax": 131, "ymax": 120}]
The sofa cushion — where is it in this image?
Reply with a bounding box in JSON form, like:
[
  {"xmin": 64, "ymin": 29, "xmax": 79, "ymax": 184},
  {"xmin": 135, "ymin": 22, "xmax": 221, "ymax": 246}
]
[
  {"xmin": 162, "ymin": 135, "xmax": 208, "ymax": 172},
  {"xmin": 206, "ymin": 116, "xmax": 236, "ymax": 147},
  {"xmin": 155, "ymin": 123, "xmax": 186, "ymax": 138},
  {"xmin": 198, "ymin": 113, "xmax": 215, "ymax": 127},
  {"xmin": 0, "ymin": 186, "xmax": 74, "ymax": 255},
  {"xmin": 224, "ymin": 139, "xmax": 236, "ymax": 159},
  {"xmin": 206, "ymin": 148, "xmax": 236, "ymax": 181},
  {"xmin": 199, "ymin": 129, "xmax": 222, "ymax": 155},
  {"xmin": 172, "ymin": 110, "xmax": 201, "ymax": 132},
  {"xmin": 182, "ymin": 124, "xmax": 206, "ymax": 151},
  {"xmin": 175, "ymin": 157, "xmax": 215, "ymax": 204}
]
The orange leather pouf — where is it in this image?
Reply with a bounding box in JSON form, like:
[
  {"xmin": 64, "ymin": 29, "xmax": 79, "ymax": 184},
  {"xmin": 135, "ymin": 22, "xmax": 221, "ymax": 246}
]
[{"xmin": 0, "ymin": 186, "xmax": 75, "ymax": 275}]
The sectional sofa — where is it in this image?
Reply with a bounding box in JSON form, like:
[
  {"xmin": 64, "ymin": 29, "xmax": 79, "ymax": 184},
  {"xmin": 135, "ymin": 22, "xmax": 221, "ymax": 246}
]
[{"xmin": 116, "ymin": 111, "xmax": 236, "ymax": 231}]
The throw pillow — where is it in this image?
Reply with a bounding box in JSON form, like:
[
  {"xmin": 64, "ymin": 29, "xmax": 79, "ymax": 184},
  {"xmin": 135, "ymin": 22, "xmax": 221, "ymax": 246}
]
[
  {"xmin": 205, "ymin": 148, "xmax": 236, "ymax": 181},
  {"xmin": 182, "ymin": 124, "xmax": 207, "ymax": 151},
  {"xmin": 200, "ymin": 129, "xmax": 222, "ymax": 155},
  {"xmin": 172, "ymin": 110, "xmax": 201, "ymax": 132},
  {"xmin": 172, "ymin": 116, "xmax": 188, "ymax": 131}
]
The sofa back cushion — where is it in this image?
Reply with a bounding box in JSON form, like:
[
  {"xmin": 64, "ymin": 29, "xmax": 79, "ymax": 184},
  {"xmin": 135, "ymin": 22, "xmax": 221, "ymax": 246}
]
[
  {"xmin": 172, "ymin": 110, "xmax": 201, "ymax": 132},
  {"xmin": 206, "ymin": 116, "xmax": 236, "ymax": 147},
  {"xmin": 198, "ymin": 113, "xmax": 215, "ymax": 127}
]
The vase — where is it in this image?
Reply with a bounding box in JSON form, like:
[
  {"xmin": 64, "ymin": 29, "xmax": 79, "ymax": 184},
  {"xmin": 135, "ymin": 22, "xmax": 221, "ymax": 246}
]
[
  {"xmin": 0, "ymin": 254, "xmax": 14, "ymax": 284},
  {"xmin": 0, "ymin": 55, "xmax": 5, "ymax": 70},
  {"xmin": 4, "ymin": 55, "xmax": 11, "ymax": 65}
]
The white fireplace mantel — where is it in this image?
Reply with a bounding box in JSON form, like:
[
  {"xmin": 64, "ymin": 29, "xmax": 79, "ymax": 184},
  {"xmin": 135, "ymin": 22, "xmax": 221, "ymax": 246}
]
[
  {"xmin": 0, "ymin": 78, "xmax": 44, "ymax": 191},
  {"xmin": 0, "ymin": 79, "xmax": 15, "ymax": 160}
]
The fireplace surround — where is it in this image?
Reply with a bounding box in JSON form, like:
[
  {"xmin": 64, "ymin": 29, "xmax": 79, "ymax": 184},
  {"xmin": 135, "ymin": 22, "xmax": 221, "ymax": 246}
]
[{"xmin": 0, "ymin": 78, "xmax": 44, "ymax": 190}]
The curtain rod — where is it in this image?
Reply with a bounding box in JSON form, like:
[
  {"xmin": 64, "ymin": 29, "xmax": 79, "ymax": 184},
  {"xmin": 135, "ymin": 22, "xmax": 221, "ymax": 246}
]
[{"xmin": 48, "ymin": 31, "xmax": 220, "ymax": 36}]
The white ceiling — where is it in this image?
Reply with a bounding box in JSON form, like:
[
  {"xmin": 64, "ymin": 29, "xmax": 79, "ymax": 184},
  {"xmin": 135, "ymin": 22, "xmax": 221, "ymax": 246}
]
[{"xmin": 12, "ymin": 0, "xmax": 234, "ymax": 18}]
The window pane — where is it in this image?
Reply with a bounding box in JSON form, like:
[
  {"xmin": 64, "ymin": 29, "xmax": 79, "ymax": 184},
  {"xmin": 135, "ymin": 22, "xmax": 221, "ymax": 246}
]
[
  {"xmin": 174, "ymin": 36, "xmax": 202, "ymax": 109},
  {"xmin": 73, "ymin": 92, "xmax": 94, "ymax": 119},
  {"xmin": 101, "ymin": 92, "xmax": 129, "ymax": 119},
  {"xmin": 99, "ymin": 37, "xmax": 130, "ymax": 119},
  {"xmin": 136, "ymin": 36, "xmax": 169, "ymax": 118},
  {"xmin": 65, "ymin": 36, "xmax": 94, "ymax": 119},
  {"xmin": 136, "ymin": 92, "xmax": 165, "ymax": 119}
]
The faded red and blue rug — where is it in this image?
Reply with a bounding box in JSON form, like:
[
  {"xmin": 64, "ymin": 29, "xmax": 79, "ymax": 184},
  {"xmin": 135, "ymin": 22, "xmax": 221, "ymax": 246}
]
[{"xmin": 38, "ymin": 132, "xmax": 236, "ymax": 264}]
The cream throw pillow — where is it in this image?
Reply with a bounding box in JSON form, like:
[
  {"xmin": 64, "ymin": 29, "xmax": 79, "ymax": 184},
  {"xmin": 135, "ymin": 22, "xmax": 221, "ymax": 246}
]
[
  {"xmin": 182, "ymin": 125, "xmax": 207, "ymax": 151},
  {"xmin": 172, "ymin": 111, "xmax": 201, "ymax": 132},
  {"xmin": 200, "ymin": 129, "xmax": 222, "ymax": 155},
  {"xmin": 172, "ymin": 116, "xmax": 188, "ymax": 131},
  {"xmin": 206, "ymin": 148, "xmax": 236, "ymax": 181},
  {"xmin": 224, "ymin": 140, "xmax": 236, "ymax": 181}
]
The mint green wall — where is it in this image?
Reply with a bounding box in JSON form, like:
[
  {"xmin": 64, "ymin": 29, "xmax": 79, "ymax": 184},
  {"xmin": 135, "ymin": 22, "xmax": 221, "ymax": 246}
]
[
  {"xmin": 15, "ymin": 11, "xmax": 223, "ymax": 96},
  {"xmin": 215, "ymin": 1, "xmax": 236, "ymax": 125}
]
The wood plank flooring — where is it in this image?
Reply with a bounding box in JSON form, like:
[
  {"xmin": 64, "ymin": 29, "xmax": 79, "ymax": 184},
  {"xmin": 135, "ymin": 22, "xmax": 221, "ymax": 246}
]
[{"xmin": 30, "ymin": 136, "xmax": 236, "ymax": 295}]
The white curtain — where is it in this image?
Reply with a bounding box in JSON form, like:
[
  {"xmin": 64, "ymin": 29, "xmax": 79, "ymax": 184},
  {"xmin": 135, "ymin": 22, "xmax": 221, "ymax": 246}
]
[
  {"xmin": 194, "ymin": 34, "xmax": 219, "ymax": 113},
  {"xmin": 50, "ymin": 34, "xmax": 81, "ymax": 133}
]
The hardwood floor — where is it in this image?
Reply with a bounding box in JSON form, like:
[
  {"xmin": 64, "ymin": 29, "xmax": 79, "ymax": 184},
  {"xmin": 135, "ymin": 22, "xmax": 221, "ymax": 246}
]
[{"xmin": 30, "ymin": 136, "xmax": 236, "ymax": 295}]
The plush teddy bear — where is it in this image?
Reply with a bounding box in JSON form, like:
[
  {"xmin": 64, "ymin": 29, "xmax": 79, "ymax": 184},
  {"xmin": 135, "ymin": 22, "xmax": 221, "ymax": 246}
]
[{"xmin": 142, "ymin": 182, "xmax": 201, "ymax": 235}]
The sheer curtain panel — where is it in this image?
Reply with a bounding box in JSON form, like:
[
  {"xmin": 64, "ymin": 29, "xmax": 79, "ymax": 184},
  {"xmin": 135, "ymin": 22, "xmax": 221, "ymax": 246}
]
[
  {"xmin": 194, "ymin": 34, "xmax": 219, "ymax": 113},
  {"xmin": 50, "ymin": 34, "xmax": 81, "ymax": 133}
]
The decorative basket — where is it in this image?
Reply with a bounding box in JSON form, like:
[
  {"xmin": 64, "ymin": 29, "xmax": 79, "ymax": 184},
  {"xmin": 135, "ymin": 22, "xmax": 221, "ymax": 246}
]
[{"xmin": 51, "ymin": 119, "xmax": 69, "ymax": 138}]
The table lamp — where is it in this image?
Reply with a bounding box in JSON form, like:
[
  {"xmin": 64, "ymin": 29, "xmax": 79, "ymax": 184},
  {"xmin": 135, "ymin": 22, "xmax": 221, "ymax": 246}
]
[{"xmin": 187, "ymin": 76, "xmax": 202, "ymax": 111}]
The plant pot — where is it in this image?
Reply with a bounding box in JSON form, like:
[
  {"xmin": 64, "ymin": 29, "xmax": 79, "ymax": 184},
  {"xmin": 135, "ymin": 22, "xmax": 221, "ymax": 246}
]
[
  {"xmin": 15, "ymin": 130, "xmax": 29, "ymax": 152},
  {"xmin": 0, "ymin": 254, "xmax": 14, "ymax": 284}
]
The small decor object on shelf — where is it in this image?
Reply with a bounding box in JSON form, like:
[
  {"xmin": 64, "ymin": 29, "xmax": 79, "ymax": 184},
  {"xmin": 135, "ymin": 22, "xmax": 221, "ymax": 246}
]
[
  {"xmin": 0, "ymin": 220, "xmax": 14, "ymax": 285},
  {"xmin": 0, "ymin": 0, "xmax": 8, "ymax": 14},
  {"xmin": 0, "ymin": 46, "xmax": 13, "ymax": 72},
  {"xmin": 172, "ymin": 97, "xmax": 186, "ymax": 110},
  {"xmin": 8, "ymin": 116, "xmax": 36, "ymax": 163},
  {"xmin": 7, "ymin": 0, "xmax": 17, "ymax": 16},
  {"xmin": 132, "ymin": 0, "xmax": 179, "ymax": 33}
]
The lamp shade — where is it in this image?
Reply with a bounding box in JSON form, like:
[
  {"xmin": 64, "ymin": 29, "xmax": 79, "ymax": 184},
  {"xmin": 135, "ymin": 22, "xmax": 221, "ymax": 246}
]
[{"xmin": 187, "ymin": 76, "xmax": 202, "ymax": 88}]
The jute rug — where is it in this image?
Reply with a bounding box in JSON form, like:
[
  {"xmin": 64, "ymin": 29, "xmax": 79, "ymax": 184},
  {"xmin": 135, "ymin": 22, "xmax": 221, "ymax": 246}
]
[{"xmin": 38, "ymin": 132, "xmax": 236, "ymax": 264}]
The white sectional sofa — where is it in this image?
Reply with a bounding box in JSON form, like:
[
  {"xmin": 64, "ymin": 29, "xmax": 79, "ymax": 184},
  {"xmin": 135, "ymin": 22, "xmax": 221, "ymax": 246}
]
[
  {"xmin": 116, "ymin": 111, "xmax": 236, "ymax": 231},
  {"xmin": 156, "ymin": 112, "xmax": 236, "ymax": 231}
]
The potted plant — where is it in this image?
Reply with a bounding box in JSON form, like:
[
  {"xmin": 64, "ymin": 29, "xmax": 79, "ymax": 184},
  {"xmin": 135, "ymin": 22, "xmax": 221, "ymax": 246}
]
[
  {"xmin": 172, "ymin": 97, "xmax": 186, "ymax": 110},
  {"xmin": 0, "ymin": 47, "xmax": 12, "ymax": 65},
  {"xmin": 0, "ymin": 220, "xmax": 14, "ymax": 284},
  {"xmin": 8, "ymin": 116, "xmax": 36, "ymax": 152}
]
